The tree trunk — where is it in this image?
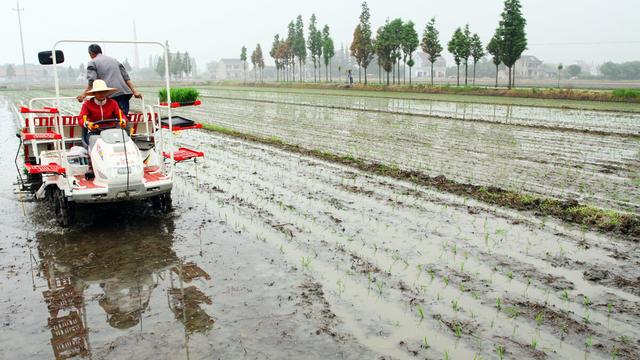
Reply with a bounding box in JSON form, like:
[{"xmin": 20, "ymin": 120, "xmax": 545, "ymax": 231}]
[
  {"xmin": 392, "ymin": 63, "xmax": 395, "ymax": 84},
  {"xmin": 299, "ymin": 59, "xmax": 303, "ymax": 82},
  {"xmin": 430, "ymin": 62, "xmax": 434, "ymax": 86},
  {"xmin": 456, "ymin": 65, "xmax": 460, "ymax": 86},
  {"xmin": 386, "ymin": 70, "xmax": 390, "ymax": 85},
  {"xmin": 512, "ymin": 68, "xmax": 516, "ymax": 88},
  {"xmin": 464, "ymin": 61, "xmax": 468, "ymax": 86},
  {"xmin": 409, "ymin": 65, "xmax": 412, "ymax": 85},
  {"xmin": 473, "ymin": 61, "xmax": 477, "ymax": 86},
  {"xmin": 292, "ymin": 61, "xmax": 296, "ymax": 82},
  {"xmin": 318, "ymin": 62, "xmax": 321, "ymax": 82},
  {"xmin": 508, "ymin": 66, "xmax": 512, "ymax": 90},
  {"xmin": 358, "ymin": 67, "xmax": 361, "ymax": 83},
  {"xmin": 364, "ymin": 66, "xmax": 368, "ymax": 85},
  {"xmin": 495, "ymin": 64, "xmax": 498, "ymax": 88}
]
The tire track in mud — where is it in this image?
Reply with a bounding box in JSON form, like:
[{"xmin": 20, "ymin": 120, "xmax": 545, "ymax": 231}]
[{"xmin": 173, "ymin": 130, "xmax": 640, "ymax": 359}]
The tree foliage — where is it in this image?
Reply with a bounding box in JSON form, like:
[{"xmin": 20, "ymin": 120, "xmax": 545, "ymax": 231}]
[
  {"xmin": 421, "ymin": 17, "xmax": 442, "ymax": 85},
  {"xmin": 322, "ymin": 25, "xmax": 335, "ymax": 81},
  {"xmin": 401, "ymin": 21, "xmax": 419, "ymax": 84},
  {"xmin": 497, "ymin": 0, "xmax": 527, "ymax": 88}
]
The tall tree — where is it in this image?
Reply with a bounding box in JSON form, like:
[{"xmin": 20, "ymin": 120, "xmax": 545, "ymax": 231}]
[
  {"xmin": 294, "ymin": 15, "xmax": 307, "ymax": 82},
  {"xmin": 375, "ymin": 20, "xmax": 395, "ymax": 85},
  {"xmin": 460, "ymin": 25, "xmax": 472, "ymax": 85},
  {"xmin": 498, "ymin": 0, "xmax": 527, "ymax": 89},
  {"xmin": 421, "ymin": 17, "xmax": 443, "ymax": 86},
  {"xmin": 277, "ymin": 39, "xmax": 290, "ymax": 82},
  {"xmin": 387, "ymin": 18, "xmax": 404, "ymax": 85},
  {"xmin": 470, "ymin": 33, "xmax": 484, "ymax": 86},
  {"xmin": 401, "ymin": 21, "xmax": 419, "ymax": 85},
  {"xmin": 170, "ymin": 51, "xmax": 182, "ymax": 79},
  {"xmin": 350, "ymin": 24, "xmax": 364, "ymax": 83},
  {"xmin": 183, "ymin": 52, "xmax": 192, "ymax": 77},
  {"xmin": 255, "ymin": 44, "xmax": 265, "ymax": 82},
  {"xmin": 155, "ymin": 56, "xmax": 165, "ymax": 78},
  {"xmin": 448, "ymin": 27, "xmax": 464, "ymax": 86},
  {"xmin": 6, "ymin": 64, "xmax": 16, "ymax": 78},
  {"xmin": 358, "ymin": 1, "xmax": 374, "ymax": 84},
  {"xmin": 240, "ymin": 46, "xmax": 248, "ymax": 83},
  {"xmin": 322, "ymin": 25, "xmax": 335, "ymax": 82},
  {"xmin": 486, "ymin": 29, "xmax": 502, "ymax": 87},
  {"xmin": 287, "ymin": 21, "xmax": 296, "ymax": 81},
  {"xmin": 271, "ymin": 34, "xmax": 281, "ymax": 82},
  {"xmin": 250, "ymin": 47, "xmax": 258, "ymax": 82},
  {"xmin": 308, "ymin": 14, "xmax": 320, "ymax": 82}
]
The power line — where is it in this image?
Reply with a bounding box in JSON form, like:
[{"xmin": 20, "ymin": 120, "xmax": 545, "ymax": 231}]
[{"xmin": 530, "ymin": 40, "xmax": 640, "ymax": 46}]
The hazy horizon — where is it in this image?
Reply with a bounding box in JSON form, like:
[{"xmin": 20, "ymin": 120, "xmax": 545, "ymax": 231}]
[{"xmin": 1, "ymin": 0, "xmax": 638, "ymax": 70}]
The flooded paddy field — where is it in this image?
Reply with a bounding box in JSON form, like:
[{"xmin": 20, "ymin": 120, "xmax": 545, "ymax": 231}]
[
  {"xmin": 1, "ymin": 90, "xmax": 639, "ymax": 359},
  {"xmin": 161, "ymin": 87, "xmax": 639, "ymax": 214}
]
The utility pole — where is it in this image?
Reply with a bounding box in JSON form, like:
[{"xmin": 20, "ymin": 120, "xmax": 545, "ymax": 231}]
[
  {"xmin": 133, "ymin": 20, "xmax": 140, "ymax": 69},
  {"xmin": 13, "ymin": 1, "xmax": 29, "ymax": 90}
]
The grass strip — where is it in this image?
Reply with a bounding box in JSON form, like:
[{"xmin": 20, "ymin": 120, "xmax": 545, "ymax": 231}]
[{"xmin": 200, "ymin": 123, "xmax": 639, "ymax": 240}]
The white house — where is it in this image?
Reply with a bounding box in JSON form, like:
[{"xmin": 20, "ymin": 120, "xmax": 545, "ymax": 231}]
[
  {"xmin": 215, "ymin": 59, "xmax": 244, "ymax": 80},
  {"xmin": 412, "ymin": 52, "xmax": 447, "ymax": 82}
]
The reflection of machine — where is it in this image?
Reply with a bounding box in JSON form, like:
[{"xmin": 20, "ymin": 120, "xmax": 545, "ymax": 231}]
[
  {"xmin": 13, "ymin": 39, "xmax": 204, "ymax": 226},
  {"xmin": 31, "ymin": 218, "xmax": 213, "ymax": 359}
]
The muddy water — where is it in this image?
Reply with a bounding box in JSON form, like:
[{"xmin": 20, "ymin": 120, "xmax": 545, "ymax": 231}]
[
  {"xmin": 0, "ymin": 97, "xmax": 374, "ymax": 359},
  {"xmin": 180, "ymin": 96, "xmax": 639, "ymax": 214},
  {"xmin": 3, "ymin": 91, "xmax": 639, "ymax": 359},
  {"xmin": 199, "ymin": 87, "xmax": 640, "ymax": 136}
]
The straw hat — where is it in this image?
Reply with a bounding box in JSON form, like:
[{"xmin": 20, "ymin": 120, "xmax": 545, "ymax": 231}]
[{"xmin": 87, "ymin": 79, "xmax": 117, "ymax": 94}]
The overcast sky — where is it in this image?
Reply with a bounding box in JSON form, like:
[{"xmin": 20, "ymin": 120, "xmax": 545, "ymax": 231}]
[{"xmin": 1, "ymin": 0, "xmax": 638, "ymax": 69}]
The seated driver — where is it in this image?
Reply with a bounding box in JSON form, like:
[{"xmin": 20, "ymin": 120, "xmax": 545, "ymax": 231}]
[{"xmin": 79, "ymin": 79, "xmax": 127, "ymax": 146}]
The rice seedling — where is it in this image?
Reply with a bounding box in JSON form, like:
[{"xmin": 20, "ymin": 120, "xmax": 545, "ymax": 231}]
[
  {"xmin": 301, "ymin": 256, "xmax": 313, "ymax": 269},
  {"xmin": 375, "ymin": 280, "xmax": 384, "ymax": 295},
  {"xmin": 416, "ymin": 306, "xmax": 425, "ymax": 320},
  {"xmin": 336, "ymin": 279, "xmax": 346, "ymax": 294},
  {"xmin": 506, "ymin": 270, "xmax": 514, "ymax": 281},
  {"xmin": 619, "ymin": 335, "xmax": 631, "ymax": 345},
  {"xmin": 531, "ymin": 338, "xmax": 539, "ymax": 350},
  {"xmin": 158, "ymin": 87, "xmax": 200, "ymax": 103},
  {"xmin": 611, "ymin": 345, "xmax": 619, "ymax": 359},
  {"xmin": 495, "ymin": 345, "xmax": 506, "ymax": 359},
  {"xmin": 534, "ymin": 312, "xmax": 544, "ymax": 327},
  {"xmin": 585, "ymin": 335, "xmax": 593, "ymax": 350},
  {"xmin": 495, "ymin": 297, "xmax": 502, "ymax": 311},
  {"xmin": 422, "ymin": 336, "xmax": 430, "ymax": 349},
  {"xmin": 454, "ymin": 323, "xmax": 462, "ymax": 338},
  {"xmin": 452, "ymin": 300, "xmax": 460, "ymax": 312}
]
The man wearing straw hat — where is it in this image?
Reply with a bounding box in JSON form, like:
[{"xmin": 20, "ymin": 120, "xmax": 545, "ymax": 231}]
[
  {"xmin": 76, "ymin": 44, "xmax": 142, "ymax": 115},
  {"xmin": 78, "ymin": 79, "xmax": 127, "ymax": 146}
]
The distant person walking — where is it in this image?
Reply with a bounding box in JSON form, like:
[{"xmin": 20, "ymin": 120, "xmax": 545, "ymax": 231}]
[
  {"xmin": 77, "ymin": 44, "xmax": 142, "ymax": 115},
  {"xmin": 347, "ymin": 69, "xmax": 353, "ymax": 85}
]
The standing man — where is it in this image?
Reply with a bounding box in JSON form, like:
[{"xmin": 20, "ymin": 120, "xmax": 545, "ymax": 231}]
[{"xmin": 77, "ymin": 44, "xmax": 142, "ymax": 115}]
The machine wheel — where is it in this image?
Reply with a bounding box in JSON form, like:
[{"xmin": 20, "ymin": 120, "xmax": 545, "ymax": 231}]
[
  {"xmin": 44, "ymin": 187, "xmax": 57, "ymax": 207},
  {"xmin": 151, "ymin": 192, "xmax": 172, "ymax": 214},
  {"xmin": 53, "ymin": 189, "xmax": 75, "ymax": 227}
]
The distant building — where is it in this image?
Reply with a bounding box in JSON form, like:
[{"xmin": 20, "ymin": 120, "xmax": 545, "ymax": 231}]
[
  {"xmin": 215, "ymin": 59, "xmax": 244, "ymax": 80},
  {"xmin": 513, "ymin": 55, "xmax": 554, "ymax": 79},
  {"xmin": 413, "ymin": 52, "xmax": 447, "ymax": 81}
]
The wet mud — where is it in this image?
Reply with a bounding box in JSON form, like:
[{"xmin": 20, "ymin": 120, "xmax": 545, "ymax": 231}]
[{"xmin": 1, "ymin": 91, "xmax": 639, "ymax": 360}]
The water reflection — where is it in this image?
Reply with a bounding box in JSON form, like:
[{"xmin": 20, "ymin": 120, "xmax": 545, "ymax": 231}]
[{"xmin": 31, "ymin": 216, "xmax": 213, "ymax": 359}]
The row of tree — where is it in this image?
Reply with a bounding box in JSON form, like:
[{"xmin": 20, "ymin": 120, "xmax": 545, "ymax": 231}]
[
  {"xmin": 349, "ymin": 0, "xmax": 527, "ymax": 88},
  {"xmin": 242, "ymin": 14, "xmax": 337, "ymax": 83},
  {"xmin": 154, "ymin": 51, "xmax": 195, "ymax": 79},
  {"xmin": 237, "ymin": 0, "xmax": 526, "ymax": 88}
]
